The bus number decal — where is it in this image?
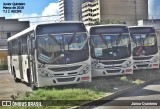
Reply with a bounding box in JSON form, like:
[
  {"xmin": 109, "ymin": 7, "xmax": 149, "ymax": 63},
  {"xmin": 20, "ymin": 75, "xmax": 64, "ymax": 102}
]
[{"xmin": 95, "ymin": 48, "xmax": 103, "ymax": 57}]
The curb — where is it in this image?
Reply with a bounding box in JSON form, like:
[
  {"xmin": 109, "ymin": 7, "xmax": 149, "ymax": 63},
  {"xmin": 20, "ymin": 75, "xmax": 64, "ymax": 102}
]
[{"xmin": 71, "ymin": 77, "xmax": 160, "ymax": 109}]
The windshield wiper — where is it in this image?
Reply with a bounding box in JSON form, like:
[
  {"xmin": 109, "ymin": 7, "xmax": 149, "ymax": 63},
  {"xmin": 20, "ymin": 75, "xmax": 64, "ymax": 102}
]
[
  {"xmin": 49, "ymin": 55, "xmax": 62, "ymax": 64},
  {"xmin": 131, "ymin": 34, "xmax": 139, "ymax": 47},
  {"xmin": 117, "ymin": 33, "xmax": 122, "ymax": 47},
  {"xmin": 50, "ymin": 35, "xmax": 61, "ymax": 45},
  {"xmin": 110, "ymin": 36, "xmax": 116, "ymax": 59},
  {"xmin": 99, "ymin": 35, "xmax": 108, "ymax": 48},
  {"xmin": 68, "ymin": 33, "xmax": 75, "ymax": 50}
]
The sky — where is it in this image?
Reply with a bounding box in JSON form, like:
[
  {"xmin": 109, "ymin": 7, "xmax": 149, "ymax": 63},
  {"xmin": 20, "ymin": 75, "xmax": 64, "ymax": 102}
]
[
  {"xmin": 148, "ymin": 0, "xmax": 160, "ymax": 19},
  {"xmin": 0, "ymin": 0, "xmax": 59, "ymax": 25}
]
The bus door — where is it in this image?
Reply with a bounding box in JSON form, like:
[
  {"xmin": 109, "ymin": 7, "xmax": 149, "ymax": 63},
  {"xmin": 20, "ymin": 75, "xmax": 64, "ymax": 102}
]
[
  {"xmin": 18, "ymin": 41, "xmax": 23, "ymax": 79},
  {"xmin": 27, "ymin": 34, "xmax": 37, "ymax": 84},
  {"xmin": 8, "ymin": 42, "xmax": 13, "ymax": 75}
]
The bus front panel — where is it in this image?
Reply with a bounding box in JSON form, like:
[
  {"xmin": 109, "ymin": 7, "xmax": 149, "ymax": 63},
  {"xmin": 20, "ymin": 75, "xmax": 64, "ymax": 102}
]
[
  {"xmin": 90, "ymin": 25, "xmax": 133, "ymax": 77},
  {"xmin": 34, "ymin": 23, "xmax": 91, "ymax": 87},
  {"xmin": 129, "ymin": 27, "xmax": 159, "ymax": 70}
]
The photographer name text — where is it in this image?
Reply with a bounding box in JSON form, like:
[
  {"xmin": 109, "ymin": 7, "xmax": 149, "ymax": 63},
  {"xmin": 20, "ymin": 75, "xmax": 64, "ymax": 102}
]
[{"xmin": 131, "ymin": 101, "xmax": 158, "ymax": 106}]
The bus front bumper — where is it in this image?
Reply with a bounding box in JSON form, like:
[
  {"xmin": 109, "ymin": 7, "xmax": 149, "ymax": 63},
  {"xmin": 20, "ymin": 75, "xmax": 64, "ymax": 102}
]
[
  {"xmin": 92, "ymin": 66, "xmax": 133, "ymax": 77},
  {"xmin": 36, "ymin": 74, "xmax": 91, "ymax": 87},
  {"xmin": 133, "ymin": 62, "xmax": 159, "ymax": 70}
]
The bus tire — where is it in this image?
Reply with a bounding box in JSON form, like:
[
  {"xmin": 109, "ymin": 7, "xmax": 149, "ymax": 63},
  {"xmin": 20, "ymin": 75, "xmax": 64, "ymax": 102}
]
[
  {"xmin": 28, "ymin": 70, "xmax": 37, "ymax": 90},
  {"xmin": 13, "ymin": 67, "xmax": 21, "ymax": 82},
  {"xmin": 31, "ymin": 83, "xmax": 37, "ymax": 90}
]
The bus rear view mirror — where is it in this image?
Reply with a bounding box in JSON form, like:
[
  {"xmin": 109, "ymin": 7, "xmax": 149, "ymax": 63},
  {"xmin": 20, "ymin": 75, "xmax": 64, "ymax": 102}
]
[
  {"xmin": 30, "ymin": 38, "xmax": 37, "ymax": 55},
  {"xmin": 32, "ymin": 40, "xmax": 35, "ymax": 49},
  {"xmin": 31, "ymin": 39, "xmax": 37, "ymax": 49}
]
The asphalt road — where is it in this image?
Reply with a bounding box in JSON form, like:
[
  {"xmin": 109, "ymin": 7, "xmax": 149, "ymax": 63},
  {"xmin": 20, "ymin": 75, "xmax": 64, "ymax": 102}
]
[
  {"xmin": 93, "ymin": 81, "xmax": 160, "ymax": 109},
  {"xmin": 0, "ymin": 70, "xmax": 32, "ymax": 100}
]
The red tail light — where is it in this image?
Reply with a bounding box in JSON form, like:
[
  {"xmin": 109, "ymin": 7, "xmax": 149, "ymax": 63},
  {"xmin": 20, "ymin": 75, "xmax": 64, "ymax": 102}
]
[
  {"xmin": 152, "ymin": 64, "xmax": 159, "ymax": 67},
  {"xmin": 81, "ymin": 76, "xmax": 90, "ymax": 81},
  {"xmin": 125, "ymin": 69, "xmax": 132, "ymax": 73}
]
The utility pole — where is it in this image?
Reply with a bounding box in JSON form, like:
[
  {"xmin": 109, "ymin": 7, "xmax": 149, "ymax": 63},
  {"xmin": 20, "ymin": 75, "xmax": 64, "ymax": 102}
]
[
  {"xmin": 152, "ymin": 16, "xmax": 154, "ymax": 24},
  {"xmin": 134, "ymin": 0, "xmax": 137, "ymax": 25},
  {"xmin": 79, "ymin": 12, "xmax": 81, "ymax": 21}
]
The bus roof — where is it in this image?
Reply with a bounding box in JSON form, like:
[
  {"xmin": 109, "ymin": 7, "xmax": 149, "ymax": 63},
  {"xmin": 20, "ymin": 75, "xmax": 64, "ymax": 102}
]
[
  {"xmin": 7, "ymin": 26, "xmax": 34, "ymax": 41},
  {"xmin": 89, "ymin": 24, "xmax": 127, "ymax": 27},
  {"xmin": 87, "ymin": 24, "xmax": 127, "ymax": 30},
  {"xmin": 129, "ymin": 26, "xmax": 155, "ymax": 29},
  {"xmin": 7, "ymin": 21, "xmax": 84, "ymax": 41},
  {"xmin": 129, "ymin": 26, "xmax": 156, "ymax": 34},
  {"xmin": 37, "ymin": 21, "xmax": 83, "ymax": 25}
]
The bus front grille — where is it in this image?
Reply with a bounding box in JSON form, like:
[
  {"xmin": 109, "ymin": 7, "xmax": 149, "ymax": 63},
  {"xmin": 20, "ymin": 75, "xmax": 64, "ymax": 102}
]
[
  {"xmin": 54, "ymin": 73, "xmax": 64, "ymax": 76},
  {"xmin": 101, "ymin": 60, "xmax": 126, "ymax": 65},
  {"xmin": 68, "ymin": 72, "xmax": 78, "ymax": 75},
  {"xmin": 48, "ymin": 65, "xmax": 82, "ymax": 72},
  {"xmin": 134, "ymin": 61, "xmax": 150, "ymax": 64},
  {"xmin": 106, "ymin": 69, "xmax": 121, "ymax": 73},
  {"xmin": 136, "ymin": 64, "xmax": 149, "ymax": 68},
  {"xmin": 57, "ymin": 77, "xmax": 76, "ymax": 82},
  {"xmin": 133, "ymin": 56, "xmax": 153, "ymax": 60},
  {"xmin": 104, "ymin": 65, "xmax": 122, "ymax": 68}
]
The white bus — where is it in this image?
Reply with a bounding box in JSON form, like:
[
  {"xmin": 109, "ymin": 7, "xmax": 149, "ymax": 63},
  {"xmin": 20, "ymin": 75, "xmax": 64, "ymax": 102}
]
[
  {"xmin": 88, "ymin": 24, "xmax": 133, "ymax": 77},
  {"xmin": 129, "ymin": 26, "xmax": 159, "ymax": 70},
  {"xmin": 7, "ymin": 22, "xmax": 91, "ymax": 90}
]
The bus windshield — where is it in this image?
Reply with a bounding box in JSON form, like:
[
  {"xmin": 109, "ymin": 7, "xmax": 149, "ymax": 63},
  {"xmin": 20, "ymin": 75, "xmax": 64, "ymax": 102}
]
[
  {"xmin": 37, "ymin": 33, "xmax": 89, "ymax": 64},
  {"xmin": 131, "ymin": 34, "xmax": 158, "ymax": 56},
  {"xmin": 91, "ymin": 33, "xmax": 131, "ymax": 60}
]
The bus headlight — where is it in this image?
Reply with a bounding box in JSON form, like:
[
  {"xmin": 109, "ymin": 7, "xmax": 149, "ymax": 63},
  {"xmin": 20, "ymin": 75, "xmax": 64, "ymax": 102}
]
[
  {"xmin": 122, "ymin": 60, "xmax": 132, "ymax": 68},
  {"xmin": 92, "ymin": 60, "xmax": 103, "ymax": 69},
  {"xmin": 39, "ymin": 69, "xmax": 52, "ymax": 78},
  {"xmin": 94, "ymin": 64, "xmax": 103, "ymax": 69},
  {"xmin": 151, "ymin": 56, "xmax": 159, "ymax": 63},
  {"xmin": 79, "ymin": 65, "xmax": 90, "ymax": 75},
  {"xmin": 92, "ymin": 63, "xmax": 103, "ymax": 69}
]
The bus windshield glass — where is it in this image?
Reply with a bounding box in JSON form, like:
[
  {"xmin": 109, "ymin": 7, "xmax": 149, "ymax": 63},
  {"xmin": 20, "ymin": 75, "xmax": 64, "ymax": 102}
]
[
  {"xmin": 131, "ymin": 33, "xmax": 158, "ymax": 56},
  {"xmin": 37, "ymin": 33, "xmax": 89, "ymax": 64},
  {"xmin": 91, "ymin": 33, "xmax": 131, "ymax": 60}
]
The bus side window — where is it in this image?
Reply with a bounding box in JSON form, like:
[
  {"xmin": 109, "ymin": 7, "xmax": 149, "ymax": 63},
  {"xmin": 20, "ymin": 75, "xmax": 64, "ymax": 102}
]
[
  {"xmin": 22, "ymin": 35, "xmax": 27, "ymax": 55},
  {"xmin": 11, "ymin": 41, "xmax": 14, "ymax": 55},
  {"xmin": 12, "ymin": 39, "xmax": 18, "ymax": 55},
  {"xmin": 17, "ymin": 38, "xmax": 22, "ymax": 55},
  {"xmin": 27, "ymin": 35, "xmax": 31, "ymax": 55}
]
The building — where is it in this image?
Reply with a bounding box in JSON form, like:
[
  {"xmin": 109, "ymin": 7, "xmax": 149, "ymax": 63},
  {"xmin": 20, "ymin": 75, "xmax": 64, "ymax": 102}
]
[
  {"xmin": 138, "ymin": 19, "xmax": 160, "ymax": 30},
  {"xmin": 82, "ymin": 0, "xmax": 148, "ymax": 26},
  {"xmin": 82, "ymin": 0, "xmax": 98, "ymax": 25},
  {"xmin": 138, "ymin": 19, "xmax": 160, "ymax": 46},
  {"xmin": 0, "ymin": 17, "xmax": 29, "ymax": 65},
  {"xmin": 59, "ymin": 0, "xmax": 90, "ymax": 21}
]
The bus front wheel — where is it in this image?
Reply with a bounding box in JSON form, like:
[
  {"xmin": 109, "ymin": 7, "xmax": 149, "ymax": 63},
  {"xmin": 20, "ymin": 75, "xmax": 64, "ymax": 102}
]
[
  {"xmin": 30, "ymin": 82, "xmax": 37, "ymax": 90},
  {"xmin": 13, "ymin": 67, "xmax": 21, "ymax": 82}
]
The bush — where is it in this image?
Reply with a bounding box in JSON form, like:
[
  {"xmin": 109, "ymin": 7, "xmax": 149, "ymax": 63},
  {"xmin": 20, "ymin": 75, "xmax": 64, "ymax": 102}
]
[{"xmin": 120, "ymin": 76, "xmax": 128, "ymax": 81}]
